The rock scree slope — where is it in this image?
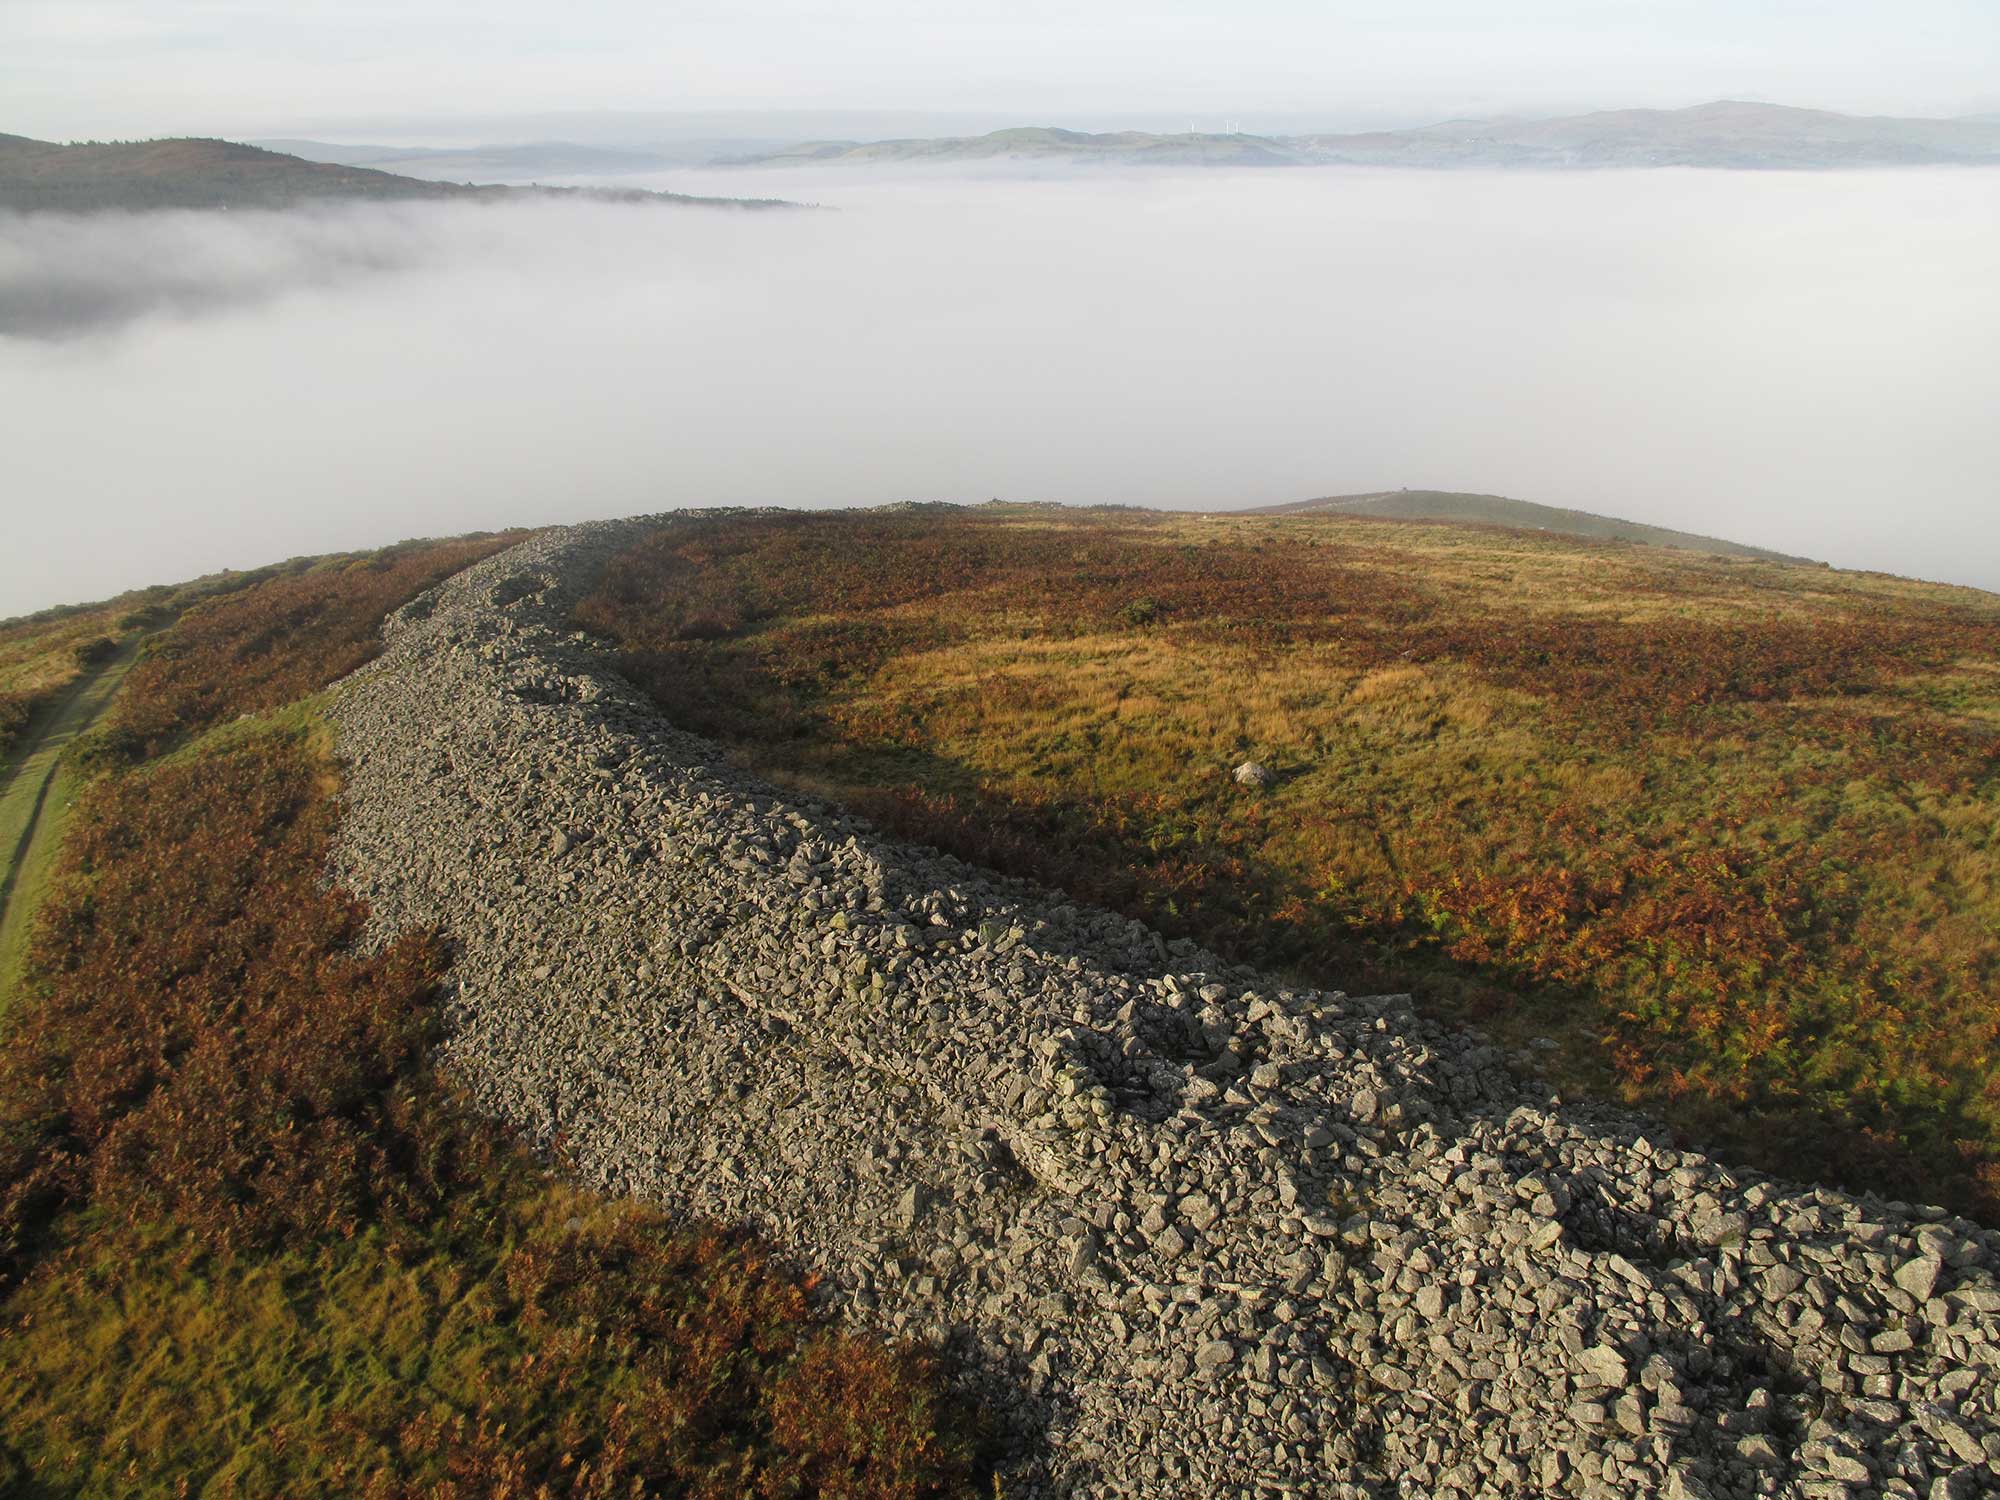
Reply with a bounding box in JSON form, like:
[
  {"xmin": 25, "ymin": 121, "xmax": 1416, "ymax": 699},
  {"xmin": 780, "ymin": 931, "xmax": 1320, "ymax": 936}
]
[{"xmin": 327, "ymin": 520, "xmax": 2000, "ymax": 1500}]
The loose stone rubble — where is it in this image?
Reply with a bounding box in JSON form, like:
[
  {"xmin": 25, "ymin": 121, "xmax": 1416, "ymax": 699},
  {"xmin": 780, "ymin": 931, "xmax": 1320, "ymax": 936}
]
[{"xmin": 328, "ymin": 520, "xmax": 2000, "ymax": 1500}]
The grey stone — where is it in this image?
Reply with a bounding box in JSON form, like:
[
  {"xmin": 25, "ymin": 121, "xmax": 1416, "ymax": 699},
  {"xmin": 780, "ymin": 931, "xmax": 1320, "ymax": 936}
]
[
  {"xmin": 1919, "ymin": 1406, "xmax": 1987, "ymax": 1464},
  {"xmin": 1578, "ymin": 1344, "xmax": 1629, "ymax": 1387},
  {"xmin": 1195, "ymin": 1339, "xmax": 1237, "ymax": 1373},
  {"xmin": 320, "ymin": 518, "xmax": 2000, "ymax": 1500},
  {"xmin": 1895, "ymin": 1257, "xmax": 1944, "ymax": 1302}
]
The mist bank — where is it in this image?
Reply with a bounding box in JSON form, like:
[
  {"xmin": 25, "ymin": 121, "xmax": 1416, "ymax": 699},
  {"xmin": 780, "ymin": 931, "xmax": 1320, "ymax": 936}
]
[
  {"xmin": 2, "ymin": 167, "xmax": 1995, "ymax": 611},
  {"xmin": 0, "ymin": 204, "xmax": 453, "ymax": 336},
  {"xmin": 720, "ymin": 101, "xmax": 2000, "ymax": 171}
]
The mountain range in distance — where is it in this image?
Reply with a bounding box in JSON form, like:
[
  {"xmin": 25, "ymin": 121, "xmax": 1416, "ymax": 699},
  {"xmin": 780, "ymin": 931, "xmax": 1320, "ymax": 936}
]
[
  {"xmin": 1242, "ymin": 489, "xmax": 1821, "ymax": 565},
  {"xmin": 730, "ymin": 101, "xmax": 2000, "ymax": 170},
  {"xmin": 15, "ymin": 99, "xmax": 1997, "ymax": 210},
  {"xmin": 0, "ymin": 133, "xmax": 794, "ymax": 212}
]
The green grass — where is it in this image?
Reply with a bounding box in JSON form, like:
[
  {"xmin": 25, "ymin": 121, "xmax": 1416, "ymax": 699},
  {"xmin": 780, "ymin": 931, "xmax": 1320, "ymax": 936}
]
[
  {"xmin": 0, "ymin": 634, "xmax": 145, "ymax": 1012},
  {"xmin": 0, "ymin": 613, "xmax": 125, "ymax": 768},
  {"xmin": 2, "ymin": 1183, "xmax": 970, "ymax": 1498},
  {"xmin": 3, "ymin": 1195, "xmax": 594, "ymax": 1495},
  {"xmin": 575, "ymin": 504, "xmax": 2000, "ymax": 1219}
]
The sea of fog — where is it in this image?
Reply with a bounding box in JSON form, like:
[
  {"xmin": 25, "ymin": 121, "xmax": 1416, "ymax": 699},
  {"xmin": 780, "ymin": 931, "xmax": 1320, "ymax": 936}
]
[{"xmin": 2, "ymin": 166, "xmax": 1996, "ymax": 614}]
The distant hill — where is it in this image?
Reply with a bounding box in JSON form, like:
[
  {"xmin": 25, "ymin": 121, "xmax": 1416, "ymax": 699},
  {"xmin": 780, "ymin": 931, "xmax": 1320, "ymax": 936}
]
[
  {"xmin": 725, "ymin": 125, "xmax": 1300, "ymax": 168},
  {"xmin": 1292, "ymin": 100, "xmax": 2000, "ymax": 169},
  {"xmin": 250, "ymin": 139, "xmax": 684, "ymax": 181},
  {"xmin": 1244, "ymin": 489, "xmax": 1819, "ymax": 564},
  {"xmin": 730, "ymin": 101, "xmax": 2000, "ymax": 170},
  {"xmin": 0, "ymin": 134, "xmax": 795, "ymax": 212},
  {"xmin": 0, "ymin": 134, "xmax": 469, "ymax": 211}
]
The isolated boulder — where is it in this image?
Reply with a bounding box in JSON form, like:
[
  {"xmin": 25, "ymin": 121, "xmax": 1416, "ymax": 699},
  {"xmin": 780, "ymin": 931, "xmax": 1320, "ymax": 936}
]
[{"xmin": 1232, "ymin": 761, "xmax": 1275, "ymax": 788}]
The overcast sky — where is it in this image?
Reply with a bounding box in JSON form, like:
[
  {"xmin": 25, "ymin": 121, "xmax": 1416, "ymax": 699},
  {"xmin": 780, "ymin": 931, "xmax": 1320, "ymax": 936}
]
[{"xmin": 5, "ymin": 0, "xmax": 1998, "ymax": 143}]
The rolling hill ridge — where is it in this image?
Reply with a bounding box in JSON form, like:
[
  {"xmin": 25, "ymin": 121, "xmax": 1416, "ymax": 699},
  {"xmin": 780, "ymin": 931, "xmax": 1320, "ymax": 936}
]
[
  {"xmin": 729, "ymin": 101, "xmax": 2000, "ymax": 170},
  {"xmin": 1247, "ymin": 490, "xmax": 1820, "ymax": 564},
  {"xmin": 0, "ymin": 133, "xmax": 793, "ymax": 212}
]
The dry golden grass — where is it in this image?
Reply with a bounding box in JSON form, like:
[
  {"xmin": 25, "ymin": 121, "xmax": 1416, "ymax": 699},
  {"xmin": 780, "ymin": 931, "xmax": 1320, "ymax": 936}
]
[
  {"xmin": 2, "ymin": 709, "xmax": 975, "ymax": 1500},
  {"xmin": 580, "ymin": 505, "xmax": 2000, "ymax": 1218},
  {"xmin": 0, "ymin": 608, "xmax": 128, "ymax": 764}
]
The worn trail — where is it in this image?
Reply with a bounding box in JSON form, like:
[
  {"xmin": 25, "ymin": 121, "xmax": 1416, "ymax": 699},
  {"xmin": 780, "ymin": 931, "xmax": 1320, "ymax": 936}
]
[
  {"xmin": 0, "ymin": 636, "xmax": 142, "ymax": 1004},
  {"xmin": 327, "ymin": 521, "xmax": 2000, "ymax": 1500}
]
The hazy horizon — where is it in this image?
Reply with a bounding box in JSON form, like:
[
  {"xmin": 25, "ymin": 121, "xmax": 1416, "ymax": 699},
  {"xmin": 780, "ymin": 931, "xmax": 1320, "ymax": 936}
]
[
  {"xmin": 6, "ymin": 1, "xmax": 1998, "ymax": 145},
  {"xmin": 20, "ymin": 93, "xmax": 2000, "ymax": 156},
  {"xmin": 3, "ymin": 166, "xmax": 1996, "ymax": 616}
]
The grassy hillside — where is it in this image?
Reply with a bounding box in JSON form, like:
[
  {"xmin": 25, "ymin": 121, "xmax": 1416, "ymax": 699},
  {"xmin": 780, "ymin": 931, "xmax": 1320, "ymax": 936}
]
[
  {"xmin": 82, "ymin": 535, "xmax": 528, "ymax": 766},
  {"xmin": 0, "ymin": 535, "xmax": 976, "ymax": 1496},
  {"xmin": 0, "ymin": 550, "xmax": 501, "ymax": 765},
  {"xmin": 0, "ymin": 134, "xmax": 471, "ymax": 211},
  {"xmin": 575, "ymin": 503, "xmax": 2000, "ymax": 1219},
  {"xmin": 0, "ymin": 133, "xmax": 797, "ymax": 212},
  {"xmin": 0, "ymin": 608, "xmax": 128, "ymax": 767},
  {"xmin": 1249, "ymin": 489, "xmax": 1816, "ymax": 564},
  {"xmin": 0, "ymin": 636, "xmax": 143, "ymax": 1008}
]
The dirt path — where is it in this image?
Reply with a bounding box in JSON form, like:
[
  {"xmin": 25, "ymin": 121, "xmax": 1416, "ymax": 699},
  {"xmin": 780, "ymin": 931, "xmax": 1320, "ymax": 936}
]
[{"xmin": 0, "ymin": 637, "xmax": 144, "ymax": 1008}]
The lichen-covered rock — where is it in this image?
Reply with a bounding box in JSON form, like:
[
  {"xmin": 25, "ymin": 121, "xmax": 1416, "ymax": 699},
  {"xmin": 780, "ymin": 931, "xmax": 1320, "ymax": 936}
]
[{"xmin": 327, "ymin": 518, "xmax": 2000, "ymax": 1500}]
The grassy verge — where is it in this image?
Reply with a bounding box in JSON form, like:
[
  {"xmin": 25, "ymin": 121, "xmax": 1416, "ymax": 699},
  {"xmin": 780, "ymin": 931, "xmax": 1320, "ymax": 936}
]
[
  {"xmin": 0, "ymin": 610, "xmax": 126, "ymax": 770},
  {"xmin": 0, "ymin": 635, "xmax": 146, "ymax": 1010},
  {"xmin": 575, "ymin": 505, "xmax": 2000, "ymax": 1220}
]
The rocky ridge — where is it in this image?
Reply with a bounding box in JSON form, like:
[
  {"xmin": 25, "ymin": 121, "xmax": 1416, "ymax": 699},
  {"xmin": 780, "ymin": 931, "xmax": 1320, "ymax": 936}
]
[{"xmin": 327, "ymin": 520, "xmax": 2000, "ymax": 1500}]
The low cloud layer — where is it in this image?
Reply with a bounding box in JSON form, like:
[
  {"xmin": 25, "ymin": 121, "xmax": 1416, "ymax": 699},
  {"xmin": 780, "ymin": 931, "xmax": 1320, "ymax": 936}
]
[
  {"xmin": 0, "ymin": 205, "xmax": 452, "ymax": 337},
  {"xmin": 3, "ymin": 167, "xmax": 1996, "ymax": 615}
]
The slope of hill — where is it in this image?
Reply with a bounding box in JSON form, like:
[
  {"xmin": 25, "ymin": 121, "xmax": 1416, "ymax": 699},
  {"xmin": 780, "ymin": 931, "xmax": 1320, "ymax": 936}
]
[
  {"xmin": 1249, "ymin": 489, "xmax": 1818, "ymax": 563},
  {"xmin": 0, "ymin": 532, "xmax": 973, "ymax": 1496},
  {"xmin": 575, "ymin": 502, "xmax": 2000, "ymax": 1220},
  {"xmin": 0, "ymin": 605, "xmax": 129, "ymax": 768},
  {"xmin": 0, "ymin": 134, "xmax": 470, "ymax": 210},
  {"xmin": 327, "ymin": 520, "xmax": 2000, "ymax": 1497},
  {"xmin": 5, "ymin": 517, "xmax": 2000, "ymax": 1496},
  {"xmin": 0, "ymin": 134, "xmax": 795, "ymax": 212},
  {"xmin": 730, "ymin": 101, "xmax": 2000, "ymax": 170}
]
